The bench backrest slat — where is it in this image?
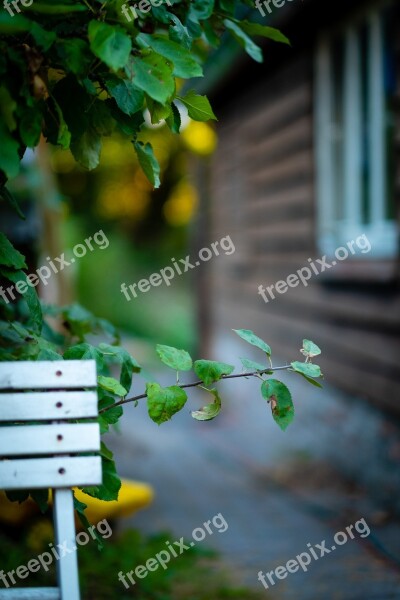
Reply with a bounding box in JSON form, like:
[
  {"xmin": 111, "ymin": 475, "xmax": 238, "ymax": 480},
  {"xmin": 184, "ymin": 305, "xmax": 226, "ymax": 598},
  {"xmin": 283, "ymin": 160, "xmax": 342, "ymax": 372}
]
[
  {"xmin": 0, "ymin": 456, "xmax": 102, "ymax": 490},
  {"xmin": 0, "ymin": 423, "xmax": 100, "ymax": 456},
  {"xmin": 0, "ymin": 587, "xmax": 60, "ymax": 599},
  {"xmin": 0, "ymin": 361, "xmax": 97, "ymax": 390},
  {"xmin": 0, "ymin": 391, "xmax": 98, "ymax": 421}
]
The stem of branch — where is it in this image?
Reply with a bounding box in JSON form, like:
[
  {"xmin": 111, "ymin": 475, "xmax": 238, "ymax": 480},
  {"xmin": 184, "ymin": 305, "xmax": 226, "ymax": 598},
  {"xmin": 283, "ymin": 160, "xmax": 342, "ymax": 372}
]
[{"xmin": 99, "ymin": 365, "xmax": 292, "ymax": 414}]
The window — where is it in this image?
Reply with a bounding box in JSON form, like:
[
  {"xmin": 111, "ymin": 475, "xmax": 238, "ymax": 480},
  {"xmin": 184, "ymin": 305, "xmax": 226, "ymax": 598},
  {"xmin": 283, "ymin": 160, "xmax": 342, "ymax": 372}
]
[{"xmin": 315, "ymin": 5, "xmax": 397, "ymax": 259}]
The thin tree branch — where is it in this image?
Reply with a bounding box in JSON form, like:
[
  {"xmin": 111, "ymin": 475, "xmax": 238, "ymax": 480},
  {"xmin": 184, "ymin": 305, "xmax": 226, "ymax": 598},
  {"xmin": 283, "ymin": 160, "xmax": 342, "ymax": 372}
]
[{"xmin": 99, "ymin": 365, "xmax": 292, "ymax": 414}]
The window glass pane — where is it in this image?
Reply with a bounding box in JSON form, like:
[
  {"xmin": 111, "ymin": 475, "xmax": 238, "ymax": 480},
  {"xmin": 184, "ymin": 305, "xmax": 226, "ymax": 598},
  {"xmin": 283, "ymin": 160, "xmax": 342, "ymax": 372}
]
[
  {"xmin": 331, "ymin": 36, "xmax": 345, "ymax": 222},
  {"xmin": 383, "ymin": 9, "xmax": 396, "ymax": 221},
  {"xmin": 360, "ymin": 21, "xmax": 370, "ymax": 225}
]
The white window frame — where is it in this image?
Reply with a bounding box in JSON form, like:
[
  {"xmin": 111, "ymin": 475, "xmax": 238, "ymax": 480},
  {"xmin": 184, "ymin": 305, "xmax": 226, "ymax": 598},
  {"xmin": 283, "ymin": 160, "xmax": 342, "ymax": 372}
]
[{"xmin": 315, "ymin": 5, "xmax": 398, "ymax": 259}]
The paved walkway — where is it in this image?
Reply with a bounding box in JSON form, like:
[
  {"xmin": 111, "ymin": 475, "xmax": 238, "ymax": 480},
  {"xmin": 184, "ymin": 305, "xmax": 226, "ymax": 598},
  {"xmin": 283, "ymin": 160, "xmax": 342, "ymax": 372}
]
[{"xmin": 106, "ymin": 337, "xmax": 400, "ymax": 599}]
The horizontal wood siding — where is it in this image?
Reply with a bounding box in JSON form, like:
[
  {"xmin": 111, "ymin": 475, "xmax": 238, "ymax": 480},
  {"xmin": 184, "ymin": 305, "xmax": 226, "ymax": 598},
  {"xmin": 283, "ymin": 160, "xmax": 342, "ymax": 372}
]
[{"xmin": 206, "ymin": 45, "xmax": 400, "ymax": 414}]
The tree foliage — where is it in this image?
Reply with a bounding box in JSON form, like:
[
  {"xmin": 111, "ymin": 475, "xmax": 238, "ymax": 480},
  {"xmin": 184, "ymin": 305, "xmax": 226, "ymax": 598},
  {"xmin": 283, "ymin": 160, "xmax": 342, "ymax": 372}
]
[{"xmin": 0, "ymin": 0, "xmax": 289, "ymax": 190}]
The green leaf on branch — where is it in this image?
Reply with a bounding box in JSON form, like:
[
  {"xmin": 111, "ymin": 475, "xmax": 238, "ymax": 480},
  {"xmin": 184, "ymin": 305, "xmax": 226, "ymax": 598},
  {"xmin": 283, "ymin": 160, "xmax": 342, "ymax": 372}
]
[
  {"xmin": 219, "ymin": 0, "xmax": 235, "ymax": 13},
  {"xmin": 0, "ymin": 232, "xmax": 27, "ymax": 269},
  {"xmin": 105, "ymin": 76, "xmax": 144, "ymax": 117},
  {"xmin": 0, "ymin": 122, "xmax": 20, "ymax": 179},
  {"xmin": 60, "ymin": 303, "xmax": 105, "ymax": 340},
  {"xmin": 30, "ymin": 489, "xmax": 49, "ymax": 513},
  {"xmin": 88, "ymin": 21, "xmax": 132, "ymax": 70},
  {"xmin": 98, "ymin": 396, "xmax": 123, "ymax": 433},
  {"xmin": 70, "ymin": 128, "xmax": 101, "ymax": 170},
  {"xmin": 192, "ymin": 388, "xmax": 222, "ymax": 421},
  {"xmin": 98, "ymin": 375, "xmax": 127, "ymax": 397},
  {"xmin": 106, "ymin": 99, "xmax": 144, "ymax": 136},
  {"xmin": 156, "ymin": 344, "xmax": 192, "ymax": 371},
  {"xmin": 134, "ymin": 142, "xmax": 161, "ymax": 189},
  {"xmin": 178, "ymin": 90, "xmax": 217, "ymax": 122},
  {"xmin": 83, "ymin": 452, "xmax": 121, "ymax": 502},
  {"xmin": 240, "ymin": 358, "xmax": 268, "ymax": 372},
  {"xmin": 19, "ymin": 104, "xmax": 43, "ymax": 148},
  {"xmin": 189, "ymin": 0, "xmax": 215, "ymax": 21},
  {"xmin": 56, "ymin": 39, "xmax": 92, "ymax": 76},
  {"xmin": 99, "ymin": 402, "xmax": 123, "ymax": 426},
  {"xmin": 73, "ymin": 493, "xmax": 105, "ymax": 549},
  {"xmin": 37, "ymin": 348, "xmax": 63, "ymax": 361},
  {"xmin": 194, "ymin": 359, "xmax": 234, "ymax": 386},
  {"xmin": 261, "ymin": 379, "xmax": 294, "ymax": 431},
  {"xmin": 44, "ymin": 97, "xmax": 71, "ymax": 150},
  {"xmin": 29, "ymin": 21, "xmax": 56, "ymax": 51},
  {"xmin": 297, "ymin": 374, "xmax": 323, "ymax": 388},
  {"xmin": 169, "ymin": 14, "xmax": 192, "ymax": 50},
  {"xmin": 233, "ymin": 329, "xmax": 271, "ymax": 356},
  {"xmin": 137, "ymin": 34, "xmax": 203, "ymax": 79},
  {"xmin": 5, "ymin": 490, "xmax": 29, "ymax": 504},
  {"xmin": 166, "ymin": 103, "xmax": 181, "ymax": 133},
  {"xmin": 290, "ymin": 361, "xmax": 322, "ymax": 379},
  {"xmin": 146, "ymin": 97, "xmax": 172, "ymax": 125},
  {"xmin": 146, "ymin": 383, "xmax": 188, "ymax": 425},
  {"xmin": 0, "ymin": 186, "xmax": 25, "ymax": 220},
  {"xmin": 0, "ymin": 268, "xmax": 42, "ymax": 334},
  {"xmin": 301, "ymin": 339, "xmax": 322, "ymax": 359},
  {"xmin": 239, "ymin": 21, "xmax": 290, "ymax": 45},
  {"xmin": 223, "ymin": 19, "xmax": 263, "ymax": 63},
  {"xmin": 0, "ymin": 12, "xmax": 30, "ymax": 34},
  {"xmin": 98, "ymin": 343, "xmax": 140, "ymax": 391},
  {"xmin": 24, "ymin": 3, "xmax": 87, "ymax": 15},
  {"xmin": 129, "ymin": 52, "xmax": 175, "ymax": 104}
]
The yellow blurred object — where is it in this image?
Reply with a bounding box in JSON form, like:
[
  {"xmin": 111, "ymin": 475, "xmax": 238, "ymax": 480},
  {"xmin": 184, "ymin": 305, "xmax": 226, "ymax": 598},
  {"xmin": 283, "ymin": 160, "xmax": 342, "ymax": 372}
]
[
  {"xmin": 163, "ymin": 180, "xmax": 199, "ymax": 226},
  {"xmin": 0, "ymin": 479, "xmax": 154, "ymax": 527},
  {"xmin": 0, "ymin": 490, "xmax": 37, "ymax": 525},
  {"xmin": 26, "ymin": 520, "xmax": 54, "ymax": 553},
  {"xmin": 72, "ymin": 479, "xmax": 154, "ymax": 524},
  {"xmin": 181, "ymin": 121, "xmax": 217, "ymax": 156},
  {"xmin": 97, "ymin": 179, "xmax": 151, "ymax": 221},
  {"xmin": 50, "ymin": 149, "xmax": 76, "ymax": 174}
]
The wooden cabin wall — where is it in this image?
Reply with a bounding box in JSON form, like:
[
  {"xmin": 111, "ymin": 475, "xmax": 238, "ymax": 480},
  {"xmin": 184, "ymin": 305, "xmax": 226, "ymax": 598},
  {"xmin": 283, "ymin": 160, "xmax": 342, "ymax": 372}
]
[{"xmin": 205, "ymin": 41, "xmax": 400, "ymax": 414}]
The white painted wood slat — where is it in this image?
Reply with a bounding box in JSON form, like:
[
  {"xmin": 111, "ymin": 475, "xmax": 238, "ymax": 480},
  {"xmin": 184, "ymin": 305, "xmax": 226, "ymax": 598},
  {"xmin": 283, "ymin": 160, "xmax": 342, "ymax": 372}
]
[
  {"xmin": 0, "ymin": 361, "xmax": 97, "ymax": 390},
  {"xmin": 0, "ymin": 456, "xmax": 102, "ymax": 489},
  {"xmin": 0, "ymin": 424, "xmax": 100, "ymax": 457},
  {"xmin": 0, "ymin": 588, "xmax": 60, "ymax": 599},
  {"xmin": 0, "ymin": 391, "xmax": 98, "ymax": 422}
]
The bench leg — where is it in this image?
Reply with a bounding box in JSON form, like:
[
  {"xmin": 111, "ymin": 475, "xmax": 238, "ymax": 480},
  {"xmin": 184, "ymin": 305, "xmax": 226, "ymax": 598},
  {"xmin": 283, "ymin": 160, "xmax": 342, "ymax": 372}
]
[{"xmin": 53, "ymin": 489, "xmax": 80, "ymax": 600}]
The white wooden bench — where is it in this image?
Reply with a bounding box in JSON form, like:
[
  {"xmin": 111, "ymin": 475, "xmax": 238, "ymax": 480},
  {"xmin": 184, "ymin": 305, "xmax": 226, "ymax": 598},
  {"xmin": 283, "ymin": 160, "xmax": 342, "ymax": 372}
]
[{"xmin": 0, "ymin": 360, "xmax": 102, "ymax": 600}]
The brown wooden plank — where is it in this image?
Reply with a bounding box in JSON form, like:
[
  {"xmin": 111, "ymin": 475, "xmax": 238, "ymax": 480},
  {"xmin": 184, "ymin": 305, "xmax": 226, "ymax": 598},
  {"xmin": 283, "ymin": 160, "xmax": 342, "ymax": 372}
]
[
  {"xmin": 245, "ymin": 82, "xmax": 312, "ymax": 137},
  {"xmin": 247, "ymin": 217, "xmax": 313, "ymax": 238},
  {"xmin": 249, "ymin": 150, "xmax": 314, "ymax": 187},
  {"xmin": 246, "ymin": 115, "xmax": 313, "ymax": 164}
]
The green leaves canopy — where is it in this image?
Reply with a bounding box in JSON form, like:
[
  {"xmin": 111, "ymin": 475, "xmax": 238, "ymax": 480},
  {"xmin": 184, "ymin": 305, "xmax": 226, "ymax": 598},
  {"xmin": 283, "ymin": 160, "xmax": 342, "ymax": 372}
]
[{"xmin": 0, "ymin": 0, "xmax": 288, "ymax": 188}]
